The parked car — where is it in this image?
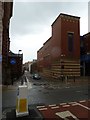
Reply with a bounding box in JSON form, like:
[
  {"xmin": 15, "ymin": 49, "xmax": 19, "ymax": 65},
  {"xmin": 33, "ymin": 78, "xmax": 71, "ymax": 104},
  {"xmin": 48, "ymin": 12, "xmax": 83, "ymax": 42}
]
[{"xmin": 32, "ymin": 73, "xmax": 41, "ymax": 80}]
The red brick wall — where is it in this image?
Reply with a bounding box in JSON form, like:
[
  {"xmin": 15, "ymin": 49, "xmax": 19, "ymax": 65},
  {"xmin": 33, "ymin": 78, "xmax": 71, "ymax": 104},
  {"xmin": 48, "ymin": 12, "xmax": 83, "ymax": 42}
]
[
  {"xmin": 51, "ymin": 16, "xmax": 61, "ymax": 61},
  {"xmin": 43, "ymin": 37, "xmax": 52, "ymax": 68},
  {"xmin": 61, "ymin": 16, "xmax": 80, "ymax": 58},
  {"xmin": 37, "ymin": 13, "xmax": 80, "ymax": 73},
  {"xmin": 37, "ymin": 46, "xmax": 44, "ymax": 72},
  {"xmin": 2, "ymin": 2, "xmax": 13, "ymax": 84}
]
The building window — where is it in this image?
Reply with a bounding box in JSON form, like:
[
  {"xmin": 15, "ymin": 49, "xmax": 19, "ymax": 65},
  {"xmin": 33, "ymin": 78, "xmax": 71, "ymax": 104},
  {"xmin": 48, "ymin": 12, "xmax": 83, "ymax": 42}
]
[{"xmin": 68, "ymin": 32, "xmax": 74, "ymax": 52}]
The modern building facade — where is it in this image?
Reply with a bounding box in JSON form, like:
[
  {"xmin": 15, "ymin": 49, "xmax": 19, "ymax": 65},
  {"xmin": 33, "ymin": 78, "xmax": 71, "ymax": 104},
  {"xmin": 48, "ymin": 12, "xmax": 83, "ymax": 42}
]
[{"xmin": 37, "ymin": 13, "xmax": 80, "ymax": 78}]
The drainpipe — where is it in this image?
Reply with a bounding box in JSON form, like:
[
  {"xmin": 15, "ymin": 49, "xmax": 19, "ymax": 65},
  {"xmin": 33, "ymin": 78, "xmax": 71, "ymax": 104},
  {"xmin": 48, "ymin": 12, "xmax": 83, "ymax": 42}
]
[{"xmin": 83, "ymin": 62, "xmax": 85, "ymax": 76}]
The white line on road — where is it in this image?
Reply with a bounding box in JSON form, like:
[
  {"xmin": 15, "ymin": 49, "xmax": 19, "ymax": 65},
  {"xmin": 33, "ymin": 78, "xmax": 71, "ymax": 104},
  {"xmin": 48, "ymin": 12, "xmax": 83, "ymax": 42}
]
[
  {"xmin": 37, "ymin": 105, "xmax": 46, "ymax": 108},
  {"xmin": 62, "ymin": 105, "xmax": 70, "ymax": 107},
  {"xmin": 51, "ymin": 106, "xmax": 59, "ymax": 109},
  {"xmin": 77, "ymin": 103, "xmax": 90, "ymax": 110},
  {"xmin": 26, "ymin": 76, "xmax": 32, "ymax": 89},
  {"xmin": 49, "ymin": 104, "xmax": 56, "ymax": 107},
  {"xmin": 60, "ymin": 103, "xmax": 67, "ymax": 105},
  {"xmin": 79, "ymin": 100, "xmax": 86, "ymax": 103},
  {"xmin": 39, "ymin": 108, "xmax": 48, "ymax": 111},
  {"xmin": 71, "ymin": 103, "xmax": 79, "ymax": 106},
  {"xmin": 68, "ymin": 102, "xmax": 78, "ymax": 104}
]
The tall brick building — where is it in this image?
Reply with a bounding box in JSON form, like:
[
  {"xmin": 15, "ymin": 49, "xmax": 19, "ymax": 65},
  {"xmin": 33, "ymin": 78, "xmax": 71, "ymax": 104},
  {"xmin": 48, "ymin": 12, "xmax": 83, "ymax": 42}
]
[
  {"xmin": 2, "ymin": 2, "xmax": 13, "ymax": 84},
  {"xmin": 37, "ymin": 13, "xmax": 80, "ymax": 78},
  {"xmin": 0, "ymin": 2, "xmax": 3, "ymax": 84}
]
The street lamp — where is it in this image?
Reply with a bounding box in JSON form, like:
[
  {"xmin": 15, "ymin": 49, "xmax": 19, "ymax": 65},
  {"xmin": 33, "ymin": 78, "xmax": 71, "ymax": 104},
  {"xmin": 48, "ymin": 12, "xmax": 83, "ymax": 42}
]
[
  {"xmin": 18, "ymin": 50, "xmax": 23, "ymax": 75},
  {"xmin": 18, "ymin": 50, "xmax": 22, "ymax": 55}
]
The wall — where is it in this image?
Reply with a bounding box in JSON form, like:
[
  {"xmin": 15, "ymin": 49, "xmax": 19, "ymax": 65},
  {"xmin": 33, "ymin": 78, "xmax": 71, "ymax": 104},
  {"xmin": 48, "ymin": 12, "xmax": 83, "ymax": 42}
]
[
  {"xmin": 2, "ymin": 2, "xmax": 13, "ymax": 84},
  {"xmin": 0, "ymin": 2, "xmax": 3, "ymax": 85},
  {"xmin": 37, "ymin": 13, "xmax": 81, "ymax": 78},
  {"xmin": 51, "ymin": 15, "xmax": 61, "ymax": 61},
  {"xmin": 8, "ymin": 53, "xmax": 23, "ymax": 82},
  {"xmin": 61, "ymin": 14, "xmax": 80, "ymax": 58}
]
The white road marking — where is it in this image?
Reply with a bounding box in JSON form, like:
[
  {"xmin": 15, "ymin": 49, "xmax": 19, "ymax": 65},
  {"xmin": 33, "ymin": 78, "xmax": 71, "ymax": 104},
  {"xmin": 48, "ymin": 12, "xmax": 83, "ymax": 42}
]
[
  {"xmin": 56, "ymin": 111, "xmax": 79, "ymax": 120},
  {"xmin": 37, "ymin": 105, "xmax": 46, "ymax": 108},
  {"xmin": 77, "ymin": 103, "xmax": 90, "ymax": 110},
  {"xmin": 79, "ymin": 100, "xmax": 86, "ymax": 103},
  {"xmin": 39, "ymin": 108, "xmax": 48, "ymax": 111},
  {"xmin": 71, "ymin": 103, "xmax": 79, "ymax": 106},
  {"xmin": 68, "ymin": 102, "xmax": 77, "ymax": 104},
  {"xmin": 60, "ymin": 103, "xmax": 67, "ymax": 105},
  {"xmin": 51, "ymin": 106, "xmax": 59, "ymax": 109},
  {"xmin": 49, "ymin": 104, "xmax": 56, "ymax": 107},
  {"xmin": 26, "ymin": 77, "xmax": 32, "ymax": 89},
  {"xmin": 62, "ymin": 105, "xmax": 70, "ymax": 107}
]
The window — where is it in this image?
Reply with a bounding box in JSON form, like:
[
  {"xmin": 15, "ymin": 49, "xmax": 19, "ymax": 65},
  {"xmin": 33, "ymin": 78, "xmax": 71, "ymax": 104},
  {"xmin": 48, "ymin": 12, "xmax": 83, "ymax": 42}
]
[{"xmin": 68, "ymin": 32, "xmax": 74, "ymax": 52}]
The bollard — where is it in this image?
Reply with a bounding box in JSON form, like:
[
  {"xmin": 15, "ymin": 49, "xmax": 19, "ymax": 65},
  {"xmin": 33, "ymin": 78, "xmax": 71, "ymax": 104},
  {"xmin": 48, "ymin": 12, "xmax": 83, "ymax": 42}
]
[{"xmin": 16, "ymin": 85, "xmax": 29, "ymax": 117}]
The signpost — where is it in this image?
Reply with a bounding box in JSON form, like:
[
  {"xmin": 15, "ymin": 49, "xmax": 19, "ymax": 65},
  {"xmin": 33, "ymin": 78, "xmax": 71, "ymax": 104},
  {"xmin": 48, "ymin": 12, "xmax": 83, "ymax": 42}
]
[
  {"xmin": 0, "ymin": 55, "xmax": 2, "ymax": 62},
  {"xmin": 10, "ymin": 58, "xmax": 16, "ymax": 65}
]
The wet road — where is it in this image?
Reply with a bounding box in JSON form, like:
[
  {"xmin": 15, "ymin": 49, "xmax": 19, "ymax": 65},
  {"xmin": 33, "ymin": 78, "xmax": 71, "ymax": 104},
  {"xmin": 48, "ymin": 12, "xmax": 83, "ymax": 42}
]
[{"xmin": 2, "ymin": 72, "xmax": 90, "ymax": 109}]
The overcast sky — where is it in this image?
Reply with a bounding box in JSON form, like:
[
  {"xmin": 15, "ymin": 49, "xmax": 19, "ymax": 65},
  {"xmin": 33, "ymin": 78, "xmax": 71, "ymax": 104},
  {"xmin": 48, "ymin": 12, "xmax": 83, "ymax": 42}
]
[{"xmin": 10, "ymin": 1, "xmax": 89, "ymax": 63}]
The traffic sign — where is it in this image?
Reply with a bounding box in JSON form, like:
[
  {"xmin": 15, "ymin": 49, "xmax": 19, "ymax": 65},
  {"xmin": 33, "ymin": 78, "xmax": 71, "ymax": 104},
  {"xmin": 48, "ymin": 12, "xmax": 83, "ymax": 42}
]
[
  {"xmin": 0, "ymin": 55, "xmax": 2, "ymax": 62},
  {"xmin": 10, "ymin": 58, "xmax": 16, "ymax": 65}
]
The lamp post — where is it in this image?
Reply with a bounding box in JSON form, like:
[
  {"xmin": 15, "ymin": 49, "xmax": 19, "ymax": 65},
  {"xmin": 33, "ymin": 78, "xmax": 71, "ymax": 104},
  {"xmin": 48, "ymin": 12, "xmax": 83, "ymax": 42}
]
[
  {"xmin": 18, "ymin": 50, "xmax": 23, "ymax": 77},
  {"xmin": 18, "ymin": 50, "xmax": 22, "ymax": 56}
]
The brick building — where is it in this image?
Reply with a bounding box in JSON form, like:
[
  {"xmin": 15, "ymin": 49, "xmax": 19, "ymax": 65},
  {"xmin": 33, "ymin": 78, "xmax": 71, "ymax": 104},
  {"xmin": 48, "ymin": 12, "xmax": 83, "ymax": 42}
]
[
  {"xmin": 0, "ymin": 2, "xmax": 13, "ymax": 84},
  {"xmin": 1, "ymin": 2, "xmax": 23, "ymax": 85},
  {"xmin": 8, "ymin": 51, "xmax": 23, "ymax": 83},
  {"xmin": 0, "ymin": 2, "xmax": 4, "ymax": 84},
  {"xmin": 37, "ymin": 13, "xmax": 80, "ymax": 78},
  {"xmin": 2, "ymin": 2, "xmax": 13, "ymax": 84}
]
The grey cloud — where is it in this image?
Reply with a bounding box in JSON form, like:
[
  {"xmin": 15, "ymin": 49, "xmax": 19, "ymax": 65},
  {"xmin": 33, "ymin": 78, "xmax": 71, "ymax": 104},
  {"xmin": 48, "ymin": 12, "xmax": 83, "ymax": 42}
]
[
  {"xmin": 10, "ymin": 2, "xmax": 65, "ymax": 36},
  {"xmin": 10, "ymin": 2, "xmax": 87, "ymax": 37}
]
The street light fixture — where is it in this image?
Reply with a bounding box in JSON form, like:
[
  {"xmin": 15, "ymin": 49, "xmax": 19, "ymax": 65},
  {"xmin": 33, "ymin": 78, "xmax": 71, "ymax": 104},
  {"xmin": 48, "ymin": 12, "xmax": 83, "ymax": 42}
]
[{"xmin": 18, "ymin": 50, "xmax": 22, "ymax": 54}]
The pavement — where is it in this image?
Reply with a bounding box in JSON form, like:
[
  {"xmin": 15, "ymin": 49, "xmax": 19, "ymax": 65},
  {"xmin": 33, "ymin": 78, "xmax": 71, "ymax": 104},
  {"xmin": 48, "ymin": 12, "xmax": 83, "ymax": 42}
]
[{"xmin": 2, "ymin": 108, "xmax": 43, "ymax": 120}]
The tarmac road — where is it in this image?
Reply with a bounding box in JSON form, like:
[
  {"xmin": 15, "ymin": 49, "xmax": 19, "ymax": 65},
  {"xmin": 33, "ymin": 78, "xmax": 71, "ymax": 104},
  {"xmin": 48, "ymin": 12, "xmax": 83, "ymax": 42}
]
[{"xmin": 2, "ymin": 72, "xmax": 90, "ymax": 108}]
